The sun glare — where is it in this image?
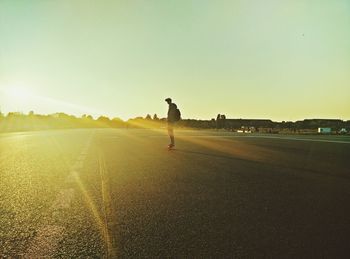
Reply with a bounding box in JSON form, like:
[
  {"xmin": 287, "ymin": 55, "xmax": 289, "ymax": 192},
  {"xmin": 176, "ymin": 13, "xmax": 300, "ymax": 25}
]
[{"xmin": 5, "ymin": 87, "xmax": 33, "ymax": 101}]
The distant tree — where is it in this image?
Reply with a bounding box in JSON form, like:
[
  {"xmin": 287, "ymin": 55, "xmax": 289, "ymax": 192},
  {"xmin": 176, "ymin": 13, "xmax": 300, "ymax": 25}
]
[
  {"xmin": 7, "ymin": 112, "xmax": 23, "ymax": 118},
  {"xmin": 29, "ymin": 111, "xmax": 35, "ymax": 116},
  {"xmin": 216, "ymin": 114, "xmax": 221, "ymax": 129},
  {"xmin": 153, "ymin": 114, "xmax": 159, "ymax": 121},
  {"xmin": 211, "ymin": 118, "xmax": 216, "ymax": 128},
  {"xmin": 86, "ymin": 115, "xmax": 93, "ymax": 120},
  {"xmin": 112, "ymin": 117, "xmax": 123, "ymax": 122},
  {"xmin": 96, "ymin": 116, "xmax": 110, "ymax": 128},
  {"xmin": 145, "ymin": 114, "xmax": 152, "ymax": 120},
  {"xmin": 55, "ymin": 112, "xmax": 70, "ymax": 119},
  {"xmin": 221, "ymin": 114, "xmax": 226, "ymax": 129},
  {"xmin": 111, "ymin": 117, "xmax": 124, "ymax": 128},
  {"xmin": 97, "ymin": 116, "xmax": 110, "ymax": 122}
]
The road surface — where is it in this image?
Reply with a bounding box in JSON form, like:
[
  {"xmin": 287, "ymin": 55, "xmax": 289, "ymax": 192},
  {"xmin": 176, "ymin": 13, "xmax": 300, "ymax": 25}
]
[{"xmin": 1, "ymin": 129, "xmax": 350, "ymax": 258}]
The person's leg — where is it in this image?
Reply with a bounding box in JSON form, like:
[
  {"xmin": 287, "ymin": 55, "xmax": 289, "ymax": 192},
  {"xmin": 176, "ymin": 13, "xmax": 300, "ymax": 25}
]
[
  {"xmin": 167, "ymin": 123, "xmax": 175, "ymax": 146},
  {"xmin": 170, "ymin": 134, "xmax": 174, "ymax": 146}
]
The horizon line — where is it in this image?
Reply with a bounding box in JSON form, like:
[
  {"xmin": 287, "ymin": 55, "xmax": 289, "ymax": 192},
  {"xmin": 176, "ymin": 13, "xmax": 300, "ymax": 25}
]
[{"xmin": 1, "ymin": 111, "xmax": 349, "ymax": 123}]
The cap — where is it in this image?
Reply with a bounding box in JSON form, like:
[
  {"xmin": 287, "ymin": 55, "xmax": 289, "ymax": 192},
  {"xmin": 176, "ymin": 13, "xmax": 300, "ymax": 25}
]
[{"xmin": 165, "ymin": 98, "xmax": 172, "ymax": 102}]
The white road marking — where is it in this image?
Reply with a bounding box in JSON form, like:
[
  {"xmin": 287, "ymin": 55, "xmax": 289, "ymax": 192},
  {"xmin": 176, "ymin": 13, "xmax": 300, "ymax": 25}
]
[
  {"xmin": 51, "ymin": 188, "xmax": 75, "ymax": 209},
  {"xmin": 65, "ymin": 171, "xmax": 76, "ymax": 184},
  {"xmin": 78, "ymin": 154, "xmax": 86, "ymax": 160},
  {"xmin": 98, "ymin": 151, "xmax": 117, "ymax": 258},
  {"xmin": 25, "ymin": 131, "xmax": 95, "ymax": 257},
  {"xmin": 72, "ymin": 160, "xmax": 84, "ymax": 170}
]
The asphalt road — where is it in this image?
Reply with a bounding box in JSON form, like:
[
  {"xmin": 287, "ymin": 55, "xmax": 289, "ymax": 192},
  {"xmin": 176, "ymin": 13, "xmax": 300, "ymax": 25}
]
[{"xmin": 1, "ymin": 129, "xmax": 350, "ymax": 258}]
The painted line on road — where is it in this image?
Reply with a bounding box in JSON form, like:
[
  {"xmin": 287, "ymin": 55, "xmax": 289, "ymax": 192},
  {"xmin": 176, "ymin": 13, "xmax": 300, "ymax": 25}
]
[
  {"xmin": 78, "ymin": 154, "xmax": 87, "ymax": 161},
  {"xmin": 98, "ymin": 150, "xmax": 117, "ymax": 258},
  {"xmin": 25, "ymin": 131, "xmax": 95, "ymax": 257},
  {"xmin": 51, "ymin": 188, "xmax": 75, "ymax": 209},
  {"xmin": 72, "ymin": 160, "xmax": 84, "ymax": 170},
  {"xmin": 66, "ymin": 131, "xmax": 94, "ymax": 182}
]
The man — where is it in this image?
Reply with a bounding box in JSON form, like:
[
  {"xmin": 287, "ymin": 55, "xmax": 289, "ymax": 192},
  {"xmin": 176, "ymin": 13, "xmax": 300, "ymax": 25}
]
[{"xmin": 165, "ymin": 98, "xmax": 177, "ymax": 149}]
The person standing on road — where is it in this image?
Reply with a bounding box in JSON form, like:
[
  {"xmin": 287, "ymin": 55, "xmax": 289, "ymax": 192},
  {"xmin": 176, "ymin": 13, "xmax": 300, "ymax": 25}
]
[{"xmin": 165, "ymin": 98, "xmax": 180, "ymax": 149}]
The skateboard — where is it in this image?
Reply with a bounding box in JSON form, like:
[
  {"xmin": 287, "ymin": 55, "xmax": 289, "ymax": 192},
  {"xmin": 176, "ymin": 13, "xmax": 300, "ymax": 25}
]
[{"xmin": 167, "ymin": 144, "xmax": 175, "ymax": 151}]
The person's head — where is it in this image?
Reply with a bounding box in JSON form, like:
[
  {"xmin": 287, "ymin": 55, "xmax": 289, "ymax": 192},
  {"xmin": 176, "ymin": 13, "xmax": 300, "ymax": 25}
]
[{"xmin": 165, "ymin": 98, "xmax": 172, "ymax": 104}]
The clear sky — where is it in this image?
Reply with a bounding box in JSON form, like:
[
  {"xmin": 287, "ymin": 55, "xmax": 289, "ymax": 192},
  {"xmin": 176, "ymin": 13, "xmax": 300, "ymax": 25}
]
[{"xmin": 0, "ymin": 0, "xmax": 349, "ymax": 121}]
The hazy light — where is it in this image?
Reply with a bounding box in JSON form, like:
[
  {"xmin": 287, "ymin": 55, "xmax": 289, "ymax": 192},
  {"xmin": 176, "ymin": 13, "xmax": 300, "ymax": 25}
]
[
  {"xmin": 4, "ymin": 86, "xmax": 34, "ymax": 103},
  {"xmin": 0, "ymin": 84, "xmax": 106, "ymax": 117},
  {"xmin": 0, "ymin": 1, "xmax": 349, "ymax": 120}
]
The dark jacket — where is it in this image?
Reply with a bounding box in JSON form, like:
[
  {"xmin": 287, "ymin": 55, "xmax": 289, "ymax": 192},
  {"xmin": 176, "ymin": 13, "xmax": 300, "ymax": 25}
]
[{"xmin": 167, "ymin": 103, "xmax": 177, "ymax": 123}]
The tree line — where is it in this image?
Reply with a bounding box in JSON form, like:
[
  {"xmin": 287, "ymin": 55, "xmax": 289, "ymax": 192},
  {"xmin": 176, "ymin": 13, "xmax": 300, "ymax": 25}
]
[{"xmin": 0, "ymin": 111, "xmax": 349, "ymax": 133}]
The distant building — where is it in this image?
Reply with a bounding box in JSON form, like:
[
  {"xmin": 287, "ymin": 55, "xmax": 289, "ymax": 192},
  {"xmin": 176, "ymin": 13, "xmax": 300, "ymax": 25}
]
[
  {"xmin": 225, "ymin": 119, "xmax": 274, "ymax": 129},
  {"xmin": 318, "ymin": 127, "xmax": 331, "ymax": 134}
]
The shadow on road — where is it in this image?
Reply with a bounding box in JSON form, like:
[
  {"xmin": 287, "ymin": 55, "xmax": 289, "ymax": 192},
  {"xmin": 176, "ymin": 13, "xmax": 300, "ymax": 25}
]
[
  {"xmin": 175, "ymin": 148, "xmax": 247, "ymax": 162},
  {"xmin": 174, "ymin": 148, "xmax": 350, "ymax": 181}
]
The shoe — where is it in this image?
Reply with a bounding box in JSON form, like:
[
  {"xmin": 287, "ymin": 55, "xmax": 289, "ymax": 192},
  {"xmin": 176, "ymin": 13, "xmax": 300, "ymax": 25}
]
[{"xmin": 168, "ymin": 144, "xmax": 175, "ymax": 149}]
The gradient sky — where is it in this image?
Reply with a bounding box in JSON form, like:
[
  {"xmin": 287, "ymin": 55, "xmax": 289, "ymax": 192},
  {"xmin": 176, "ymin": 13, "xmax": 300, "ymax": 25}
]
[{"xmin": 0, "ymin": 0, "xmax": 349, "ymax": 121}]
